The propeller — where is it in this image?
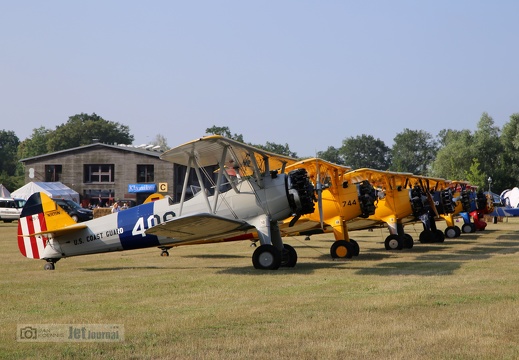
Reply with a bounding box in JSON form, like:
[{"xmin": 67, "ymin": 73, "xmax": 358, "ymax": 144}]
[{"xmin": 316, "ymin": 160, "xmax": 324, "ymax": 229}]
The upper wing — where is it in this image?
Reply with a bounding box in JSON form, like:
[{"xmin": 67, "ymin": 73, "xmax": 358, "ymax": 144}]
[
  {"xmin": 160, "ymin": 135, "xmax": 299, "ymax": 176},
  {"xmin": 145, "ymin": 213, "xmax": 256, "ymax": 243}
]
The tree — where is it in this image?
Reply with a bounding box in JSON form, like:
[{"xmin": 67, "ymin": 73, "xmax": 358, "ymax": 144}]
[
  {"xmin": 254, "ymin": 142, "xmax": 297, "ymax": 158},
  {"xmin": 317, "ymin": 146, "xmax": 345, "ymax": 165},
  {"xmin": 17, "ymin": 126, "xmax": 52, "ymax": 159},
  {"xmin": 150, "ymin": 134, "xmax": 169, "ymax": 151},
  {"xmin": 471, "ymin": 112, "xmax": 504, "ymax": 192},
  {"xmin": 0, "ymin": 130, "xmax": 24, "ymax": 190},
  {"xmin": 339, "ymin": 134, "xmax": 391, "ymax": 170},
  {"xmin": 430, "ymin": 129, "xmax": 475, "ymax": 181},
  {"xmin": 465, "ymin": 158, "xmax": 487, "ymax": 189},
  {"xmin": 499, "ymin": 113, "xmax": 519, "ymax": 190},
  {"xmin": 46, "ymin": 113, "xmax": 134, "ymax": 151},
  {"xmin": 391, "ymin": 129, "xmax": 437, "ymax": 174},
  {"xmin": 205, "ymin": 126, "xmax": 244, "ymax": 143}
]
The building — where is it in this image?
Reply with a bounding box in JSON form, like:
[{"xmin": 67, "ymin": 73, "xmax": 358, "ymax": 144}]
[{"xmin": 19, "ymin": 142, "xmax": 175, "ymax": 207}]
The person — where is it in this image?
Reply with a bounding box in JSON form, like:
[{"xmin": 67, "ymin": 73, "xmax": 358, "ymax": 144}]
[
  {"xmin": 121, "ymin": 202, "xmax": 128, "ymax": 210},
  {"xmin": 111, "ymin": 202, "xmax": 120, "ymax": 213}
]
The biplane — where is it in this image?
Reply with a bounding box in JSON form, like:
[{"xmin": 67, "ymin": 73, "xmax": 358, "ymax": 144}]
[
  {"xmin": 334, "ymin": 169, "xmax": 454, "ymax": 250},
  {"xmin": 278, "ymin": 158, "xmax": 376, "ymax": 259},
  {"xmin": 17, "ymin": 136, "xmax": 316, "ymax": 270},
  {"xmin": 450, "ymin": 181, "xmax": 493, "ymax": 232}
]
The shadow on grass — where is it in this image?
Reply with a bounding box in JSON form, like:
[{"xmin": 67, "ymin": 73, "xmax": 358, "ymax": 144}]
[
  {"xmin": 216, "ymin": 259, "xmax": 352, "ymax": 275},
  {"xmin": 80, "ymin": 266, "xmax": 170, "ymax": 271},
  {"xmin": 355, "ymin": 261, "xmax": 462, "ymax": 276},
  {"xmin": 181, "ymin": 254, "xmax": 248, "ymax": 259}
]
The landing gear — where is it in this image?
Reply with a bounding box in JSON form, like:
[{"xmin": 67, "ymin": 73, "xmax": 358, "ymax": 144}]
[
  {"xmin": 349, "ymin": 239, "xmax": 360, "ymax": 256},
  {"xmin": 43, "ymin": 261, "xmax": 56, "ymax": 270},
  {"xmin": 160, "ymin": 249, "xmax": 170, "ymax": 257},
  {"xmin": 445, "ymin": 226, "xmax": 461, "ymax": 239},
  {"xmin": 281, "ymin": 244, "xmax": 297, "ymax": 267},
  {"xmin": 385, "ymin": 234, "xmax": 403, "ymax": 250},
  {"xmin": 419, "ymin": 230, "xmax": 445, "ymax": 243},
  {"xmin": 330, "ymin": 240, "xmax": 354, "ymax": 259},
  {"xmin": 252, "ymin": 244, "xmax": 282, "ymax": 270},
  {"xmin": 403, "ymin": 234, "xmax": 414, "ymax": 249},
  {"xmin": 462, "ymin": 223, "xmax": 476, "ymax": 233}
]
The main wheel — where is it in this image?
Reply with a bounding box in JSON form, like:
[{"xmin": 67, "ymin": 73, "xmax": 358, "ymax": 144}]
[
  {"xmin": 385, "ymin": 235, "xmax": 403, "ymax": 250},
  {"xmin": 330, "ymin": 240, "xmax": 353, "ymax": 259},
  {"xmin": 445, "ymin": 226, "xmax": 458, "ymax": 239},
  {"xmin": 252, "ymin": 245, "xmax": 282, "ymax": 270},
  {"xmin": 435, "ymin": 229, "xmax": 445, "ymax": 243},
  {"xmin": 281, "ymin": 244, "xmax": 297, "ymax": 267},
  {"xmin": 349, "ymin": 239, "xmax": 360, "ymax": 256},
  {"xmin": 403, "ymin": 234, "xmax": 414, "ymax": 249},
  {"xmin": 454, "ymin": 226, "xmax": 461, "ymax": 237},
  {"xmin": 461, "ymin": 223, "xmax": 473, "ymax": 233},
  {"xmin": 419, "ymin": 231, "xmax": 433, "ymax": 243}
]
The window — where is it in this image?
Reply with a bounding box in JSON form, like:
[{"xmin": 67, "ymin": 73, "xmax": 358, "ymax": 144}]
[
  {"xmin": 45, "ymin": 165, "xmax": 62, "ymax": 182},
  {"xmin": 137, "ymin": 165, "xmax": 154, "ymax": 183},
  {"xmin": 84, "ymin": 164, "xmax": 115, "ymax": 183}
]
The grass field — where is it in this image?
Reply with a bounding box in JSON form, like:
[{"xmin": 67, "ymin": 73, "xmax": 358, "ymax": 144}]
[{"xmin": 2, "ymin": 218, "xmax": 519, "ymax": 359}]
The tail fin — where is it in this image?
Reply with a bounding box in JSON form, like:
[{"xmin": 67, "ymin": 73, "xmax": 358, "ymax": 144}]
[{"xmin": 17, "ymin": 192, "xmax": 76, "ymax": 259}]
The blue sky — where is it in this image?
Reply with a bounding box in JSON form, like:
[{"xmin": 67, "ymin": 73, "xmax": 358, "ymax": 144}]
[{"xmin": 1, "ymin": 1, "xmax": 518, "ymax": 157}]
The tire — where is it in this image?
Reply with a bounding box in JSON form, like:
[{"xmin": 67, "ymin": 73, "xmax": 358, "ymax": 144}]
[
  {"xmin": 252, "ymin": 245, "xmax": 282, "ymax": 270},
  {"xmin": 44, "ymin": 263, "xmax": 55, "ymax": 270},
  {"xmin": 461, "ymin": 223, "xmax": 473, "ymax": 234},
  {"xmin": 349, "ymin": 239, "xmax": 360, "ymax": 256},
  {"xmin": 330, "ymin": 240, "xmax": 353, "ymax": 259},
  {"xmin": 385, "ymin": 235, "xmax": 403, "ymax": 250},
  {"xmin": 403, "ymin": 234, "xmax": 414, "ymax": 249},
  {"xmin": 71, "ymin": 215, "xmax": 79, "ymax": 222},
  {"xmin": 281, "ymin": 244, "xmax": 297, "ymax": 267},
  {"xmin": 419, "ymin": 231, "xmax": 432, "ymax": 243},
  {"xmin": 445, "ymin": 226, "xmax": 457, "ymax": 239},
  {"xmin": 435, "ymin": 229, "xmax": 445, "ymax": 243}
]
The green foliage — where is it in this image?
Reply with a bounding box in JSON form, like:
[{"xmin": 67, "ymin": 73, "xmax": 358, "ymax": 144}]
[
  {"xmin": 17, "ymin": 127, "xmax": 52, "ymax": 159},
  {"xmin": 46, "ymin": 113, "xmax": 134, "ymax": 152},
  {"xmin": 205, "ymin": 126, "xmax": 244, "ymax": 143},
  {"xmin": 465, "ymin": 158, "xmax": 486, "ymax": 189},
  {"xmin": 0, "ymin": 130, "xmax": 20, "ymax": 177},
  {"xmin": 317, "ymin": 146, "xmax": 345, "ymax": 165},
  {"xmin": 430, "ymin": 130, "xmax": 475, "ymax": 180},
  {"xmin": 253, "ymin": 142, "xmax": 297, "ymax": 158},
  {"xmin": 339, "ymin": 135, "xmax": 391, "ymax": 169},
  {"xmin": 390, "ymin": 129, "xmax": 437, "ymax": 174}
]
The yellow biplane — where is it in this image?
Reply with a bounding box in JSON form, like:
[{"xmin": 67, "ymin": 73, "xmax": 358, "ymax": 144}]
[{"xmin": 279, "ymin": 158, "xmax": 377, "ymax": 259}]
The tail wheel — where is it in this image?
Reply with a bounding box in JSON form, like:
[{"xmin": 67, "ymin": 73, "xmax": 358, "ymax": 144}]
[
  {"xmin": 252, "ymin": 245, "xmax": 282, "ymax": 270},
  {"xmin": 330, "ymin": 240, "xmax": 353, "ymax": 259},
  {"xmin": 281, "ymin": 244, "xmax": 297, "ymax": 267},
  {"xmin": 43, "ymin": 262, "xmax": 55, "ymax": 270},
  {"xmin": 385, "ymin": 235, "xmax": 403, "ymax": 250}
]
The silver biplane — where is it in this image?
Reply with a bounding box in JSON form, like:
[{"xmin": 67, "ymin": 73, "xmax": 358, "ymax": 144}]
[{"xmin": 17, "ymin": 136, "xmax": 315, "ymax": 270}]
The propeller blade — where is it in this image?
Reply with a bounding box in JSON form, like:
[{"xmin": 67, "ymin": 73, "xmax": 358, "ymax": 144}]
[{"xmin": 316, "ymin": 161, "xmax": 324, "ymax": 229}]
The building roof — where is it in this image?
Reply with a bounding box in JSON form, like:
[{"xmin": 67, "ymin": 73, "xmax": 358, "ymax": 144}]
[{"xmin": 20, "ymin": 142, "xmax": 165, "ymax": 163}]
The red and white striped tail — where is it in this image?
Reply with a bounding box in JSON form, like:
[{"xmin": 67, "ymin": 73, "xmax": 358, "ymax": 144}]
[{"xmin": 18, "ymin": 213, "xmax": 48, "ymax": 259}]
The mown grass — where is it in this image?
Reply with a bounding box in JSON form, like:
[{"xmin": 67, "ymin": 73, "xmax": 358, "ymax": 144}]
[{"xmin": 1, "ymin": 218, "xmax": 519, "ymax": 359}]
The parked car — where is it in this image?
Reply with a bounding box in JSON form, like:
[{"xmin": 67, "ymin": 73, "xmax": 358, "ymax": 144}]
[
  {"xmin": 53, "ymin": 198, "xmax": 93, "ymax": 222},
  {"xmin": 0, "ymin": 197, "xmax": 26, "ymax": 223}
]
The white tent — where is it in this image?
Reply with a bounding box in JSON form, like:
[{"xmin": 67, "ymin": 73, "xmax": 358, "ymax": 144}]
[
  {"xmin": 11, "ymin": 182, "xmax": 80, "ymax": 203},
  {"xmin": 0, "ymin": 184, "xmax": 11, "ymax": 198}
]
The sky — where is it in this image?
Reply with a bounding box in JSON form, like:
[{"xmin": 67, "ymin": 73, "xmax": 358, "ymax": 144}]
[{"xmin": 1, "ymin": 1, "xmax": 518, "ymax": 157}]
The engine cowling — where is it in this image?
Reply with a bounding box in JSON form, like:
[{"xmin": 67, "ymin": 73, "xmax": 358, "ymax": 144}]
[{"xmin": 286, "ymin": 168, "xmax": 316, "ymax": 217}]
